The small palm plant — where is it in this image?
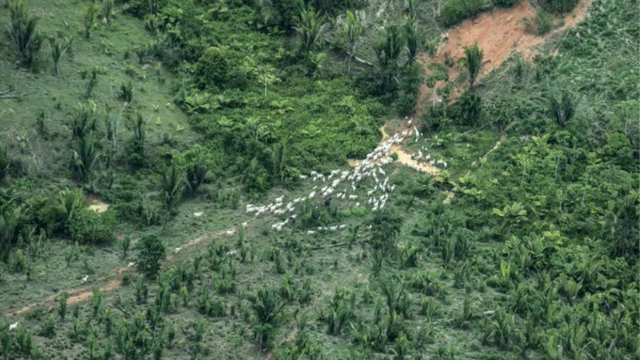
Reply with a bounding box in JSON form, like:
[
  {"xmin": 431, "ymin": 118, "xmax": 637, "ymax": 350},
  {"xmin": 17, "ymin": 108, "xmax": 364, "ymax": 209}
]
[
  {"xmin": 84, "ymin": 4, "xmax": 100, "ymax": 39},
  {"xmin": 459, "ymin": 42, "xmax": 483, "ymax": 88},
  {"xmin": 57, "ymin": 189, "xmax": 84, "ymax": 227},
  {"xmin": 71, "ymin": 131, "xmax": 99, "ymax": 183},
  {"xmin": 294, "ymin": 4, "xmax": 328, "ymax": 52},
  {"xmin": 118, "ymin": 81, "xmax": 133, "ymax": 103},
  {"xmin": 6, "ymin": 0, "xmax": 43, "ymax": 69},
  {"xmin": 71, "ymin": 101, "xmax": 97, "ymax": 140},
  {"xmin": 249, "ymin": 287, "xmax": 286, "ymax": 351},
  {"xmin": 548, "ymin": 90, "xmax": 575, "ymax": 128},
  {"xmin": 161, "ymin": 162, "xmax": 185, "ymax": 221},
  {"xmin": 186, "ymin": 149, "xmax": 210, "ymax": 194},
  {"xmin": 49, "ymin": 36, "xmax": 73, "ymax": 75}
]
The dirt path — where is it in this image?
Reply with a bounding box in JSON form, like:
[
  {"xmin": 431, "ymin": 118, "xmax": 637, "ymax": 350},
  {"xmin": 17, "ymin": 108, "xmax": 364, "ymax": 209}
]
[
  {"xmin": 349, "ymin": 125, "xmax": 440, "ymax": 174},
  {"xmin": 4, "ymin": 226, "xmax": 240, "ymax": 317}
]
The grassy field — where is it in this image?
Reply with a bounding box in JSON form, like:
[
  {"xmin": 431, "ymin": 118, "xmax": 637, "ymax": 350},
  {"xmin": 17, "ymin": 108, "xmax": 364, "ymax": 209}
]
[{"xmin": 0, "ymin": 0, "xmax": 638, "ymax": 359}]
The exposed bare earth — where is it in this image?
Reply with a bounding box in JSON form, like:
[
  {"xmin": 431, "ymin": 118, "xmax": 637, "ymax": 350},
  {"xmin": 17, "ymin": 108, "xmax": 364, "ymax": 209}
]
[
  {"xmin": 87, "ymin": 194, "xmax": 110, "ymax": 213},
  {"xmin": 416, "ymin": 0, "xmax": 593, "ymax": 112}
]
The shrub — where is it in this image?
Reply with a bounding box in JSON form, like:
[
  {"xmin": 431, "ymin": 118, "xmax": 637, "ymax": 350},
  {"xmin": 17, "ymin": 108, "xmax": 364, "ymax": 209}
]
[
  {"xmin": 6, "ymin": 0, "xmax": 43, "ymax": 69},
  {"xmin": 535, "ymin": 11, "xmax": 553, "ymax": 35},
  {"xmin": 118, "ymin": 81, "xmax": 134, "ymax": 102},
  {"xmin": 548, "ymin": 91, "xmax": 575, "ymax": 128},
  {"xmin": 135, "ymin": 235, "xmax": 166, "ymax": 279},
  {"xmin": 493, "ymin": 0, "xmax": 519, "ymax": 6},
  {"xmin": 440, "ymin": 0, "xmax": 484, "ymax": 27},
  {"xmin": 395, "ymin": 63, "xmax": 422, "ymax": 116},
  {"xmin": 0, "ymin": 146, "xmax": 10, "ymax": 183},
  {"xmin": 455, "ymin": 90, "xmax": 482, "ymax": 125},
  {"xmin": 540, "ymin": 0, "xmax": 578, "ymax": 13},
  {"xmin": 68, "ymin": 208, "xmax": 116, "ymax": 245},
  {"xmin": 195, "ymin": 47, "xmax": 229, "ymax": 90}
]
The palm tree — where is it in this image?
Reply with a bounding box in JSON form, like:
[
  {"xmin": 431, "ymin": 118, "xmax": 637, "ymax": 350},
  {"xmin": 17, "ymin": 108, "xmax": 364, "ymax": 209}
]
[
  {"xmin": 343, "ymin": 10, "xmax": 363, "ymax": 76},
  {"xmin": 374, "ymin": 25, "xmax": 404, "ymax": 69},
  {"xmin": 459, "ymin": 42, "xmax": 483, "ymax": 88},
  {"xmin": 379, "ymin": 277, "xmax": 406, "ymax": 316},
  {"xmin": 404, "ymin": 17, "xmax": 419, "ymax": 65},
  {"xmin": 161, "ymin": 163, "xmax": 185, "ymax": 221},
  {"xmin": 6, "ymin": 0, "xmax": 42, "ymax": 69},
  {"xmin": 294, "ymin": 4, "xmax": 328, "ymax": 52},
  {"xmin": 374, "ymin": 25, "xmax": 405, "ymax": 91}
]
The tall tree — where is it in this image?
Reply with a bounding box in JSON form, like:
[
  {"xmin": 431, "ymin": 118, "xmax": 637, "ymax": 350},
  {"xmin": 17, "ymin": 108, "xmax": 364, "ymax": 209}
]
[
  {"xmin": 404, "ymin": 17, "xmax": 419, "ymax": 65},
  {"xmin": 373, "ymin": 25, "xmax": 405, "ymax": 92},
  {"xmin": 343, "ymin": 10, "xmax": 363, "ymax": 76},
  {"xmin": 459, "ymin": 42, "xmax": 483, "ymax": 88}
]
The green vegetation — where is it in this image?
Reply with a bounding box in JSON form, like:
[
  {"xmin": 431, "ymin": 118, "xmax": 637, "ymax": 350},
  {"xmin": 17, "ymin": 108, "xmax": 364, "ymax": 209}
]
[
  {"xmin": 460, "ymin": 42, "xmax": 484, "ymax": 88},
  {"xmin": 541, "ymin": 0, "xmax": 579, "ymax": 13},
  {"xmin": 0, "ymin": 0, "xmax": 638, "ymax": 359}
]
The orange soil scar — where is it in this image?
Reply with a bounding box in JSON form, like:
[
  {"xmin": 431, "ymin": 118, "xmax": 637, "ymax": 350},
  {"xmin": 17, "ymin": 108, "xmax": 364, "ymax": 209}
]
[{"xmin": 416, "ymin": 0, "xmax": 593, "ymax": 113}]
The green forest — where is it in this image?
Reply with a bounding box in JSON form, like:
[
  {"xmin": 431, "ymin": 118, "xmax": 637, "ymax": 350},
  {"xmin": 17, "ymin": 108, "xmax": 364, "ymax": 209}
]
[{"xmin": 0, "ymin": 0, "xmax": 638, "ymax": 359}]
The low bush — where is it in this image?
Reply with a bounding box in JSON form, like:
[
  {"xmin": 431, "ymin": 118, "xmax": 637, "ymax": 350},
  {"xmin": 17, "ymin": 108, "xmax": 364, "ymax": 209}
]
[
  {"xmin": 493, "ymin": 0, "xmax": 519, "ymax": 6},
  {"xmin": 440, "ymin": 0, "xmax": 485, "ymax": 27},
  {"xmin": 67, "ymin": 208, "xmax": 116, "ymax": 245},
  {"xmin": 535, "ymin": 11, "xmax": 553, "ymax": 35},
  {"xmin": 540, "ymin": 0, "xmax": 578, "ymax": 13}
]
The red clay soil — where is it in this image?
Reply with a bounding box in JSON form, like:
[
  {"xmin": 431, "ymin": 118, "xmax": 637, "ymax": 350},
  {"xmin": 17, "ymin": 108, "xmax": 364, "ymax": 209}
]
[{"xmin": 416, "ymin": 0, "xmax": 593, "ymax": 114}]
